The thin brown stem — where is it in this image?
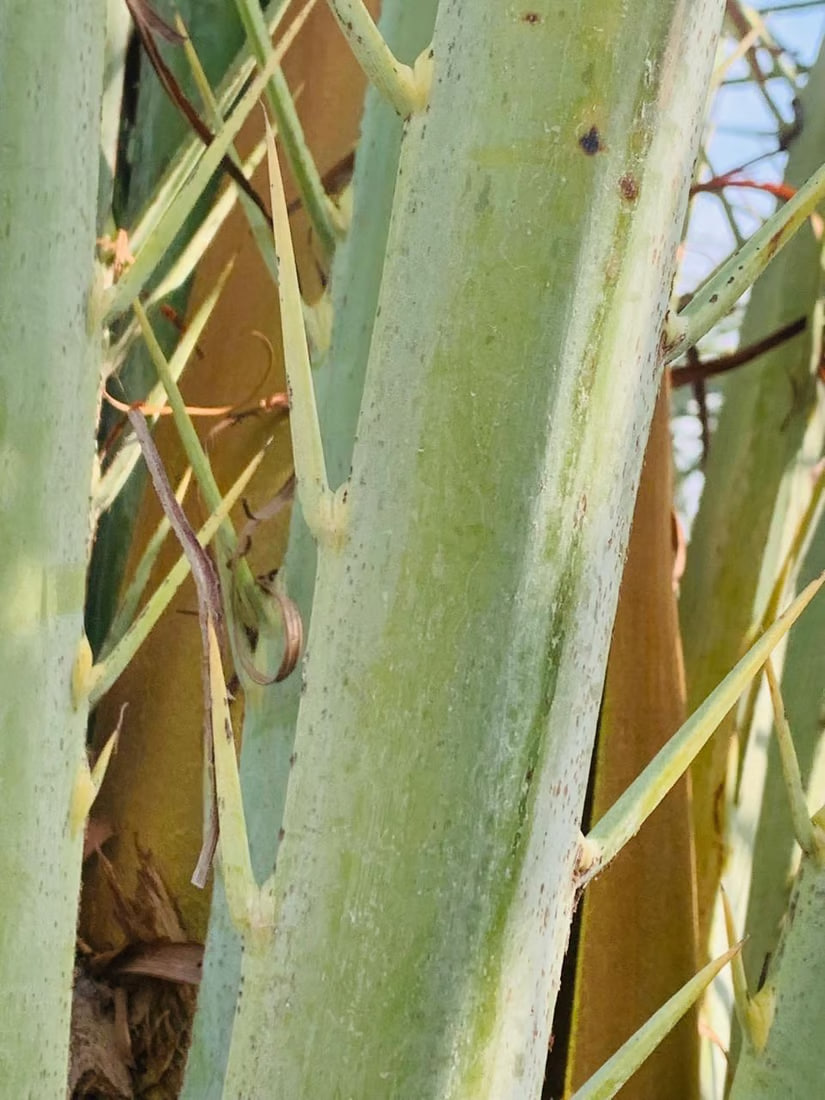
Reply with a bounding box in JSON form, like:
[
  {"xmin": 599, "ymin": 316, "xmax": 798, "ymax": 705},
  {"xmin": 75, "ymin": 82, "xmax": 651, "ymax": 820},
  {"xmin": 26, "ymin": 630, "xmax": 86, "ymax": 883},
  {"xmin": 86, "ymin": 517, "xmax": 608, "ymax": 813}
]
[
  {"xmin": 127, "ymin": 407, "xmax": 222, "ymax": 887},
  {"xmin": 670, "ymin": 316, "xmax": 807, "ymax": 387}
]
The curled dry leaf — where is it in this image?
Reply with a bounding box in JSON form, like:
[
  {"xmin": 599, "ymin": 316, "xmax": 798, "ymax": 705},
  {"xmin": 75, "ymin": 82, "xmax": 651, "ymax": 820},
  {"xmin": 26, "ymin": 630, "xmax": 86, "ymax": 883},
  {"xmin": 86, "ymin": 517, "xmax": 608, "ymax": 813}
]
[
  {"xmin": 107, "ymin": 940, "xmax": 204, "ymax": 986},
  {"xmin": 230, "ymin": 473, "xmax": 304, "ymax": 683},
  {"xmin": 233, "ymin": 576, "xmax": 304, "ymax": 686},
  {"xmin": 271, "ymin": 582, "xmax": 304, "ymax": 682}
]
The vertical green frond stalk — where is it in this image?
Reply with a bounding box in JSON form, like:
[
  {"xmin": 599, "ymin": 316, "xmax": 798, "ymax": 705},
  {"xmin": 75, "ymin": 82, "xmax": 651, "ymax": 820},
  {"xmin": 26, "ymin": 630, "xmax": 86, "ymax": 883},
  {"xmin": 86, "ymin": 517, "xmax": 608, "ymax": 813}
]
[
  {"xmin": 182, "ymin": 4, "xmax": 438, "ymax": 1093},
  {"xmin": 0, "ymin": 2, "xmax": 103, "ymax": 1090},
  {"xmin": 220, "ymin": 2, "xmax": 724, "ymax": 1095}
]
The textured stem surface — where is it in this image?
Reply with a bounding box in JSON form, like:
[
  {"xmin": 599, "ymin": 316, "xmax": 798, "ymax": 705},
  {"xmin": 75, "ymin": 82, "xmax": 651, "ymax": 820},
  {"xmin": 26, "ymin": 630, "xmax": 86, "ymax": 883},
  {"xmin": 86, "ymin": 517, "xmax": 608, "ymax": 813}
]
[
  {"xmin": 0, "ymin": 2, "xmax": 103, "ymax": 1091},
  {"xmin": 222, "ymin": 2, "xmax": 724, "ymax": 1096}
]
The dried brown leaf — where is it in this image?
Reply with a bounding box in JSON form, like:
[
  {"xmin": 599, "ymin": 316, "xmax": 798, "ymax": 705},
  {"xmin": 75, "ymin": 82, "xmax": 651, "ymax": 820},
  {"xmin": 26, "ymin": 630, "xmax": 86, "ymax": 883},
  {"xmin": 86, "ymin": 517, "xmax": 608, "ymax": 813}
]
[{"xmin": 109, "ymin": 941, "xmax": 203, "ymax": 986}]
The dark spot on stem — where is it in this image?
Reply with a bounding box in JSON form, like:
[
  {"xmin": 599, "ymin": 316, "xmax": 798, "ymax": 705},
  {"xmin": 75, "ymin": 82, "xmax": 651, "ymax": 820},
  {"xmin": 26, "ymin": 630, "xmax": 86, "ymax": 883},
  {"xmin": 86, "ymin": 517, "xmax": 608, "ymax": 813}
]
[
  {"xmin": 578, "ymin": 126, "xmax": 603, "ymax": 155},
  {"xmin": 522, "ymin": 11, "xmax": 541, "ymax": 22}
]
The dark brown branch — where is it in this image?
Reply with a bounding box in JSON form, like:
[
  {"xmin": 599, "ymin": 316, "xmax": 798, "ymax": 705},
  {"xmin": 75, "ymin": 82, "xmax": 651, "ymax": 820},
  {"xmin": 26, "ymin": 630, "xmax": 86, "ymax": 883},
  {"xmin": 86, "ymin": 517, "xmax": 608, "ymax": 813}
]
[
  {"xmin": 693, "ymin": 372, "xmax": 710, "ymax": 468},
  {"xmin": 286, "ymin": 149, "xmax": 355, "ymax": 216},
  {"xmin": 125, "ymin": 0, "xmax": 272, "ymax": 228},
  {"xmin": 670, "ymin": 316, "xmax": 807, "ymax": 387}
]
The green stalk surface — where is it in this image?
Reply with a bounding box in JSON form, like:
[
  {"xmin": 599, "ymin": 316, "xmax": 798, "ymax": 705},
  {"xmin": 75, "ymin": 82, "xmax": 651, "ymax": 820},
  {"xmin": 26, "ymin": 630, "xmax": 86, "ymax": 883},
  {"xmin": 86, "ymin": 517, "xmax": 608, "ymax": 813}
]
[
  {"xmin": 183, "ymin": 3, "xmax": 439, "ymax": 1093},
  {"xmin": 220, "ymin": 2, "xmax": 725, "ymax": 1095},
  {"xmin": 729, "ymin": 848, "xmax": 825, "ymax": 1097},
  {"xmin": 0, "ymin": 2, "xmax": 103, "ymax": 1091}
]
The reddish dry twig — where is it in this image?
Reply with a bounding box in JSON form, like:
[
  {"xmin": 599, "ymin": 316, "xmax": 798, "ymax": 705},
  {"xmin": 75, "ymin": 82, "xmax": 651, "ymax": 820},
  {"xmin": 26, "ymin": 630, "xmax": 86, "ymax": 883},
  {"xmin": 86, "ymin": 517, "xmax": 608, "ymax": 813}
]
[
  {"xmin": 690, "ymin": 174, "xmax": 797, "ymax": 201},
  {"xmin": 670, "ymin": 315, "xmax": 807, "ymax": 388}
]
